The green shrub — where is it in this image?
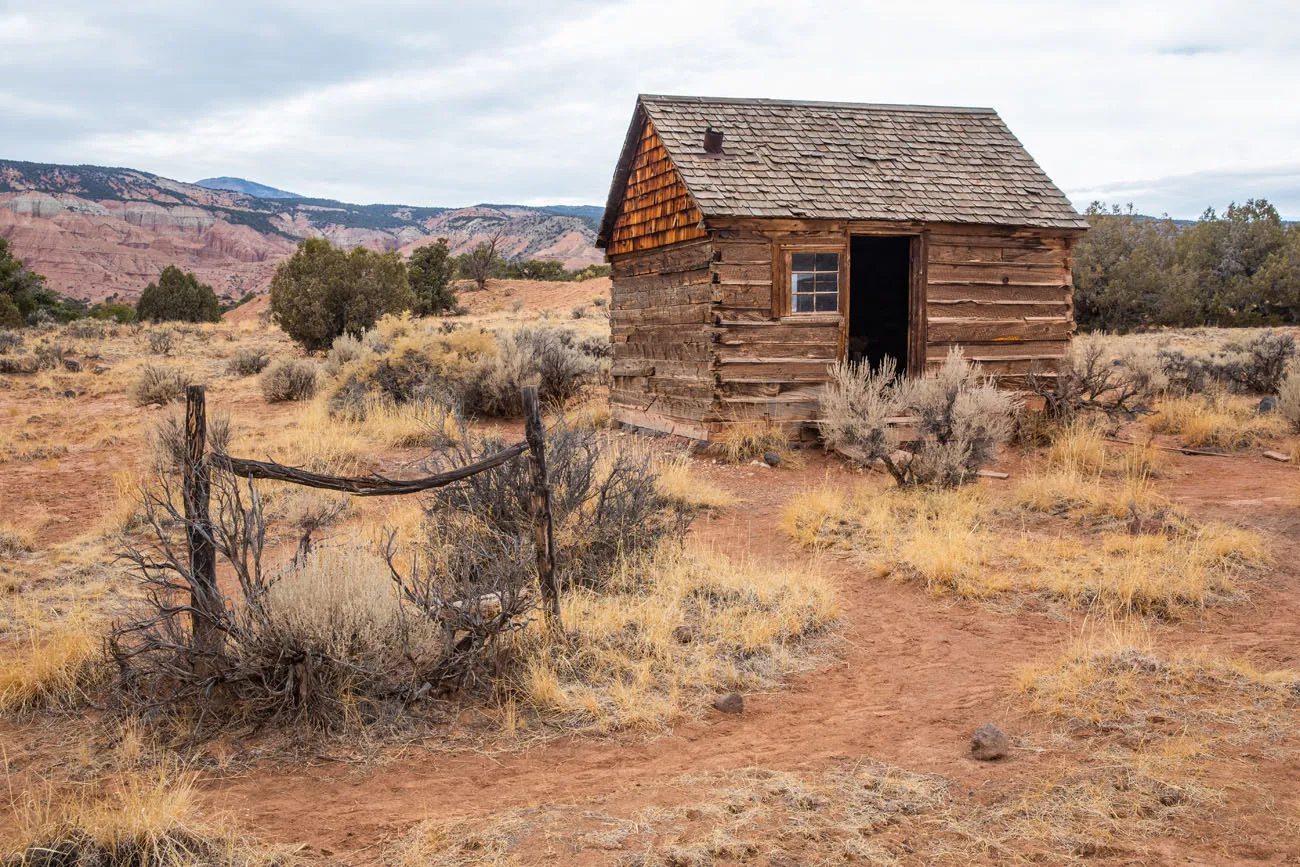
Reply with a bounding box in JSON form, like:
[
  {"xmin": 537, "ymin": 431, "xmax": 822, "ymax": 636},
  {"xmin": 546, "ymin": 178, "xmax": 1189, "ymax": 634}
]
[
  {"xmin": 270, "ymin": 238, "xmax": 414, "ymax": 351},
  {"xmin": 136, "ymin": 266, "xmax": 222, "ymax": 323}
]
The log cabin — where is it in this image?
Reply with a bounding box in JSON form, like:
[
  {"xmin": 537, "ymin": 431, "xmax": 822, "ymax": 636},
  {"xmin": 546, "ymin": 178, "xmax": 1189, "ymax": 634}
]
[{"xmin": 595, "ymin": 94, "xmax": 1089, "ymax": 440}]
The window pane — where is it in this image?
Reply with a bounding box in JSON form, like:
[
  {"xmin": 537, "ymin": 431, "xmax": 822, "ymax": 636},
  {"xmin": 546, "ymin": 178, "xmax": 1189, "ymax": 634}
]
[
  {"xmin": 792, "ymin": 273, "xmax": 816, "ymax": 293},
  {"xmin": 793, "ymin": 293, "xmax": 815, "ymax": 313},
  {"xmin": 815, "ymin": 252, "xmax": 839, "ymax": 271},
  {"xmin": 791, "ymin": 252, "xmax": 817, "ymax": 271},
  {"xmin": 815, "ymin": 273, "xmax": 838, "ymax": 293},
  {"xmin": 814, "ymin": 292, "xmax": 838, "ymax": 312}
]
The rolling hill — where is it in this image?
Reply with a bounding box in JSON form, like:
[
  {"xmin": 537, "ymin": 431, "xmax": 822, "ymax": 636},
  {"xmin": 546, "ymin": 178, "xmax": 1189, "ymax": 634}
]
[{"xmin": 0, "ymin": 160, "xmax": 604, "ymax": 302}]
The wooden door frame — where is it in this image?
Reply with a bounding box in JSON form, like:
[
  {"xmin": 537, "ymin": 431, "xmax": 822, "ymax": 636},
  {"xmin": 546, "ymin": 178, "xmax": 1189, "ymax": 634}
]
[{"xmin": 844, "ymin": 230, "xmax": 928, "ymax": 376}]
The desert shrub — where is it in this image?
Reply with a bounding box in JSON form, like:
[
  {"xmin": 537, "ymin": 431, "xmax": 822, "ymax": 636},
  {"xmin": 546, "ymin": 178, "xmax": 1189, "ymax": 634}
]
[
  {"xmin": 326, "ymin": 324, "xmax": 595, "ymax": 421},
  {"xmin": 1029, "ymin": 334, "xmax": 1152, "ymax": 420},
  {"xmin": 32, "ymin": 342, "xmax": 68, "ymax": 370},
  {"xmin": 459, "ymin": 326, "xmax": 596, "ymax": 416},
  {"xmin": 1211, "ymin": 330, "xmax": 1295, "ymax": 394},
  {"xmin": 149, "ymin": 409, "xmax": 233, "ymax": 469},
  {"xmin": 1117, "ymin": 344, "xmax": 1169, "ymax": 395},
  {"xmin": 576, "ymin": 334, "xmax": 612, "ymax": 359},
  {"xmin": 1156, "ymin": 347, "xmax": 1211, "ymax": 395},
  {"xmin": 133, "ymin": 364, "xmax": 188, "ymax": 406},
  {"xmin": 225, "ymin": 347, "xmax": 270, "ymax": 377},
  {"xmin": 147, "ymin": 329, "xmax": 175, "ymax": 356},
  {"xmin": 821, "ymin": 349, "xmax": 1016, "ymax": 486},
  {"xmin": 570, "ymin": 305, "xmax": 586, "ymax": 319},
  {"xmin": 0, "ymin": 329, "xmax": 21, "ymax": 354},
  {"xmin": 428, "ymin": 418, "xmax": 689, "ymax": 591},
  {"xmin": 323, "ymin": 332, "xmax": 364, "ymax": 376},
  {"xmin": 407, "ymin": 237, "xmax": 457, "ymax": 316},
  {"xmin": 260, "ymin": 358, "xmax": 318, "ymax": 402},
  {"xmin": 1279, "ymin": 363, "xmax": 1300, "ymax": 432},
  {"xmin": 63, "ymin": 318, "xmax": 108, "ymax": 340}
]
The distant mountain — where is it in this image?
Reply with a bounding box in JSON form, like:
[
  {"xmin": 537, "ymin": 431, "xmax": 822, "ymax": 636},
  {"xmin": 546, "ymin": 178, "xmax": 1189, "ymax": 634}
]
[
  {"xmin": 0, "ymin": 159, "xmax": 603, "ymax": 302},
  {"xmin": 194, "ymin": 176, "xmax": 300, "ymax": 199}
]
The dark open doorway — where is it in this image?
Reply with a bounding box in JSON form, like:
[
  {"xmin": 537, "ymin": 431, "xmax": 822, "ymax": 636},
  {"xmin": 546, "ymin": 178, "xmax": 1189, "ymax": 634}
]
[{"xmin": 848, "ymin": 235, "xmax": 912, "ymax": 374}]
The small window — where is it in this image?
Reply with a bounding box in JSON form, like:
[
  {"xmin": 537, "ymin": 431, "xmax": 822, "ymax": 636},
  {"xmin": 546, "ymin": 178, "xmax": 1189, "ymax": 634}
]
[{"xmin": 790, "ymin": 252, "xmax": 839, "ymax": 313}]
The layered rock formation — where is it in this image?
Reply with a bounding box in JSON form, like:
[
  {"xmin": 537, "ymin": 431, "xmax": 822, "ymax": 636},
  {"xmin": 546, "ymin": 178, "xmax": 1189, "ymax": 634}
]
[{"xmin": 0, "ymin": 160, "xmax": 603, "ymax": 303}]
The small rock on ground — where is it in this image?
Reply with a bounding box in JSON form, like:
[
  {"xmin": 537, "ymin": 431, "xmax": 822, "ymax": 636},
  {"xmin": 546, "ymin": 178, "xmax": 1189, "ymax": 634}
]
[
  {"xmin": 970, "ymin": 723, "xmax": 1010, "ymax": 760},
  {"xmin": 762, "ymin": 451, "xmax": 782, "ymax": 467},
  {"xmin": 713, "ymin": 692, "xmax": 744, "ymax": 714}
]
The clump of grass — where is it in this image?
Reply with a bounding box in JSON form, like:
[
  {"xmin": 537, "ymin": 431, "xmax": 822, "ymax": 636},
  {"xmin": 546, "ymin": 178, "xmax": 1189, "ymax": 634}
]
[
  {"xmin": 512, "ymin": 547, "xmax": 837, "ymax": 733},
  {"xmin": 0, "ymin": 524, "xmax": 37, "ymax": 558},
  {"xmin": 133, "ymin": 364, "xmax": 189, "ymax": 406},
  {"xmin": 0, "ymin": 612, "xmax": 104, "ymax": 714},
  {"xmin": 711, "ymin": 418, "xmax": 792, "ymax": 464},
  {"xmin": 654, "ymin": 456, "xmax": 737, "ymax": 511},
  {"xmin": 3, "ymin": 764, "xmax": 273, "ymax": 867},
  {"xmin": 1148, "ymin": 393, "xmax": 1286, "ymax": 450},
  {"xmin": 259, "ymin": 358, "xmax": 318, "ymax": 402}
]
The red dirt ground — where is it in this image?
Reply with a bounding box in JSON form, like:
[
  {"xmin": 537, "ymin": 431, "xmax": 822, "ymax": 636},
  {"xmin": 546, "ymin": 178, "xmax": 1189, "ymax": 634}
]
[
  {"xmin": 197, "ymin": 448, "xmax": 1300, "ymax": 865},
  {"xmin": 3, "ymin": 379, "xmax": 1299, "ymax": 863}
]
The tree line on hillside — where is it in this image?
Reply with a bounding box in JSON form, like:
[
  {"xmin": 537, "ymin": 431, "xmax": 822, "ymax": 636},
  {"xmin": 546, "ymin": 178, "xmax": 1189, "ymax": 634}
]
[
  {"xmin": 1075, "ymin": 199, "xmax": 1300, "ymax": 331},
  {"xmin": 0, "ymin": 233, "xmax": 610, "ymax": 333}
]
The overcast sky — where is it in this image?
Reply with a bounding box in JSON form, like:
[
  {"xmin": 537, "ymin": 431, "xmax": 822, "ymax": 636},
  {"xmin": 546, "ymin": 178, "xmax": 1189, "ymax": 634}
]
[{"xmin": 2, "ymin": 0, "xmax": 1297, "ymax": 218}]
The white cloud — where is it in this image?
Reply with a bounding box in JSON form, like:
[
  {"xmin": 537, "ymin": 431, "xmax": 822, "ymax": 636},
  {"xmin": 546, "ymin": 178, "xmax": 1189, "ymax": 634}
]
[{"xmin": 5, "ymin": 0, "xmax": 1299, "ymax": 216}]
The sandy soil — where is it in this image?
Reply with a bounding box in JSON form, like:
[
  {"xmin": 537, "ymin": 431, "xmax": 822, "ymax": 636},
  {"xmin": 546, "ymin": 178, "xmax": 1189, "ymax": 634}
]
[{"xmin": 2, "ymin": 314, "xmax": 1299, "ymax": 865}]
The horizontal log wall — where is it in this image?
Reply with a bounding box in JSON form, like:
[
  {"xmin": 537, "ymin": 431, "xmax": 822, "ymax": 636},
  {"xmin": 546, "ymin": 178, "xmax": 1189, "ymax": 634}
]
[
  {"xmin": 608, "ymin": 238, "xmax": 717, "ymax": 439},
  {"xmin": 607, "ymin": 217, "xmax": 1079, "ymax": 439},
  {"xmin": 924, "ymin": 227, "xmax": 1074, "ymax": 380}
]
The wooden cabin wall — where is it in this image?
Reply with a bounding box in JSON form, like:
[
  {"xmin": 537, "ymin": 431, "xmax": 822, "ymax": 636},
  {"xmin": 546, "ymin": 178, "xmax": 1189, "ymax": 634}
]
[
  {"xmin": 924, "ymin": 227, "xmax": 1074, "ymax": 383},
  {"xmin": 711, "ymin": 227, "xmax": 841, "ymax": 428},
  {"xmin": 608, "ymin": 237, "xmax": 717, "ymax": 439},
  {"xmin": 608, "ymin": 218, "xmax": 1077, "ymax": 440}
]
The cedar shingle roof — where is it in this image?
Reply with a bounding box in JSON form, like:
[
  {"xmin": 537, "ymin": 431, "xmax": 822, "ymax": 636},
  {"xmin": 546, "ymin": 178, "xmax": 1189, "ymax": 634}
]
[{"xmin": 597, "ymin": 94, "xmax": 1087, "ymax": 246}]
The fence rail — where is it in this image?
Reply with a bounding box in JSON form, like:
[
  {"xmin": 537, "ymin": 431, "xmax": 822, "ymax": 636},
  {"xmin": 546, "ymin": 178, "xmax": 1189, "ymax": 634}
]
[{"xmin": 181, "ymin": 383, "xmax": 561, "ymax": 642}]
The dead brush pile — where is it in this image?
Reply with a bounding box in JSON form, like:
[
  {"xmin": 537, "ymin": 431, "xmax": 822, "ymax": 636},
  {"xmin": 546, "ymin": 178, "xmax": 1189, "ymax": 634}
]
[{"xmin": 104, "ymin": 413, "xmax": 835, "ymax": 737}]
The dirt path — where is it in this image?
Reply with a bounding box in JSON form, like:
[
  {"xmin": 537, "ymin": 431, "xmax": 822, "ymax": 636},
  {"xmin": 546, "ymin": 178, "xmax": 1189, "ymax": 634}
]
[{"xmin": 202, "ymin": 451, "xmax": 1300, "ymax": 862}]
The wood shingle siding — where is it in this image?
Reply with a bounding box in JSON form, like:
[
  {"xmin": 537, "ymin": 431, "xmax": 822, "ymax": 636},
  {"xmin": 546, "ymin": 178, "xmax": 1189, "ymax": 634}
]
[{"xmin": 607, "ymin": 120, "xmax": 707, "ymax": 256}]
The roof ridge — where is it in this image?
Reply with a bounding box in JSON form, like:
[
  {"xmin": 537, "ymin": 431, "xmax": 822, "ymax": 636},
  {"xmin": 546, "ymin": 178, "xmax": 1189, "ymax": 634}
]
[{"xmin": 638, "ymin": 94, "xmax": 997, "ymax": 114}]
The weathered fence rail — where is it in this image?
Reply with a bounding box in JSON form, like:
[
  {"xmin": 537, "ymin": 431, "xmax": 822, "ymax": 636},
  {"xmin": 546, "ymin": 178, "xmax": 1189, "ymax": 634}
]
[{"xmin": 181, "ymin": 383, "xmax": 562, "ymax": 643}]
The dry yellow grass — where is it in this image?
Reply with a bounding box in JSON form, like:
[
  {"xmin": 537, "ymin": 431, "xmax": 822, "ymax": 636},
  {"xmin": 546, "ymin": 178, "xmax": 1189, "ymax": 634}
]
[
  {"xmin": 1019, "ymin": 627, "xmax": 1300, "ymax": 733},
  {"xmin": 2, "ymin": 762, "xmax": 279, "ymax": 866},
  {"xmin": 710, "ymin": 418, "xmax": 795, "ymax": 465},
  {"xmin": 783, "ymin": 481, "xmax": 1267, "ymax": 617},
  {"xmin": 0, "ymin": 610, "xmax": 103, "ymax": 714},
  {"xmin": 511, "ymin": 546, "xmax": 837, "ymax": 733},
  {"xmin": 1149, "ymin": 393, "xmax": 1287, "ymax": 450},
  {"xmin": 654, "ymin": 455, "xmax": 737, "ymax": 511}
]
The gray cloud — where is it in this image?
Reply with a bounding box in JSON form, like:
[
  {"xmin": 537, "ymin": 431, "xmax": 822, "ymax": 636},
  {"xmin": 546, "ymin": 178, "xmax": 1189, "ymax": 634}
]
[
  {"xmin": 1069, "ymin": 165, "xmax": 1300, "ymax": 220},
  {"xmin": 1, "ymin": 0, "xmax": 1297, "ymax": 214}
]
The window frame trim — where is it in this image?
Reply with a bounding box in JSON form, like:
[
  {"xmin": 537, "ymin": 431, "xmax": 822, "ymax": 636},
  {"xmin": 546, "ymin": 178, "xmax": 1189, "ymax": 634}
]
[{"xmin": 773, "ymin": 242, "xmax": 848, "ymax": 319}]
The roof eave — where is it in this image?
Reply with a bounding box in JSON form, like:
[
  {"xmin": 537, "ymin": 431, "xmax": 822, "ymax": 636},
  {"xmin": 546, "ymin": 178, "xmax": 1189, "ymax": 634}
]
[{"xmin": 595, "ymin": 97, "xmax": 650, "ymax": 249}]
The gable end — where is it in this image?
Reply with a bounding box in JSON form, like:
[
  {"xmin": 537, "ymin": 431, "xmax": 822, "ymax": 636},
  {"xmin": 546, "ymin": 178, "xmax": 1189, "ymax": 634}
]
[{"xmin": 604, "ymin": 117, "xmax": 707, "ymax": 256}]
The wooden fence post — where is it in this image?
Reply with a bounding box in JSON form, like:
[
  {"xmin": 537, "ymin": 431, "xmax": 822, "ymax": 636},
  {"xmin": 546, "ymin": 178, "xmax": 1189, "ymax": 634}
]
[
  {"xmin": 184, "ymin": 384, "xmax": 221, "ymax": 659},
  {"xmin": 521, "ymin": 386, "xmax": 561, "ymax": 632}
]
